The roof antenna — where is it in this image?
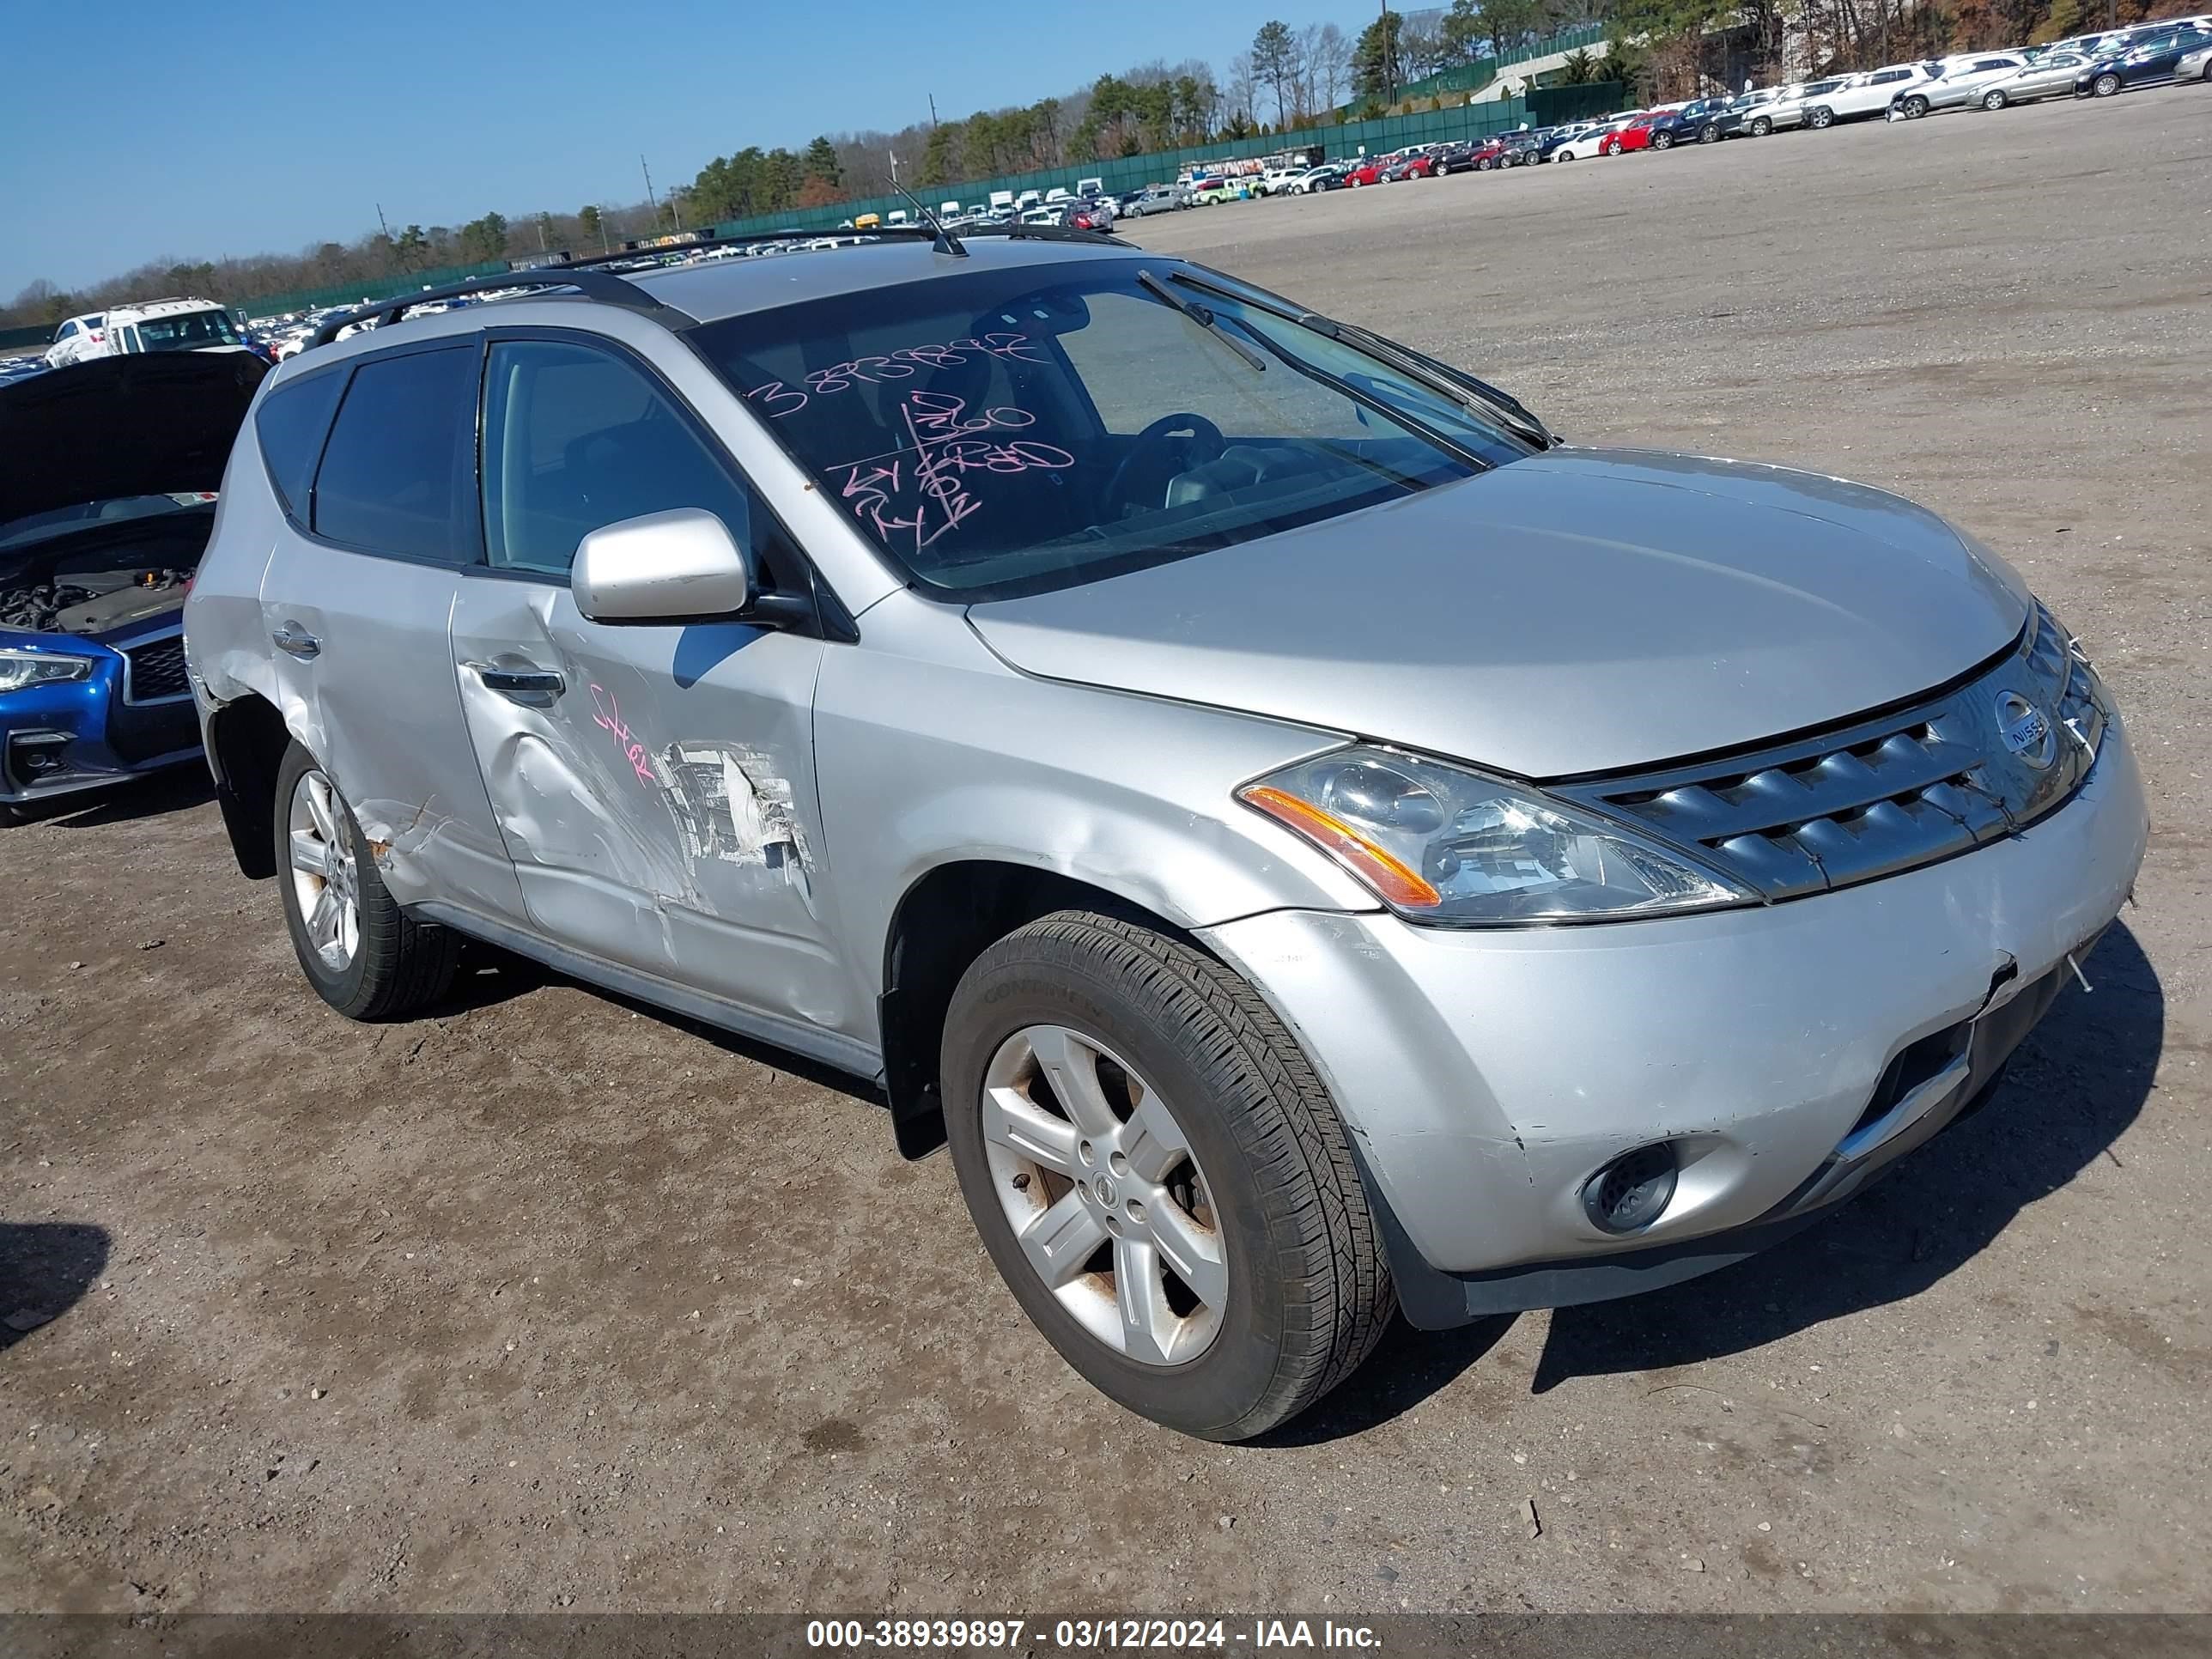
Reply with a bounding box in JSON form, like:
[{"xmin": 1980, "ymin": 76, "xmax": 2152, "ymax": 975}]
[{"xmin": 893, "ymin": 179, "xmax": 967, "ymax": 258}]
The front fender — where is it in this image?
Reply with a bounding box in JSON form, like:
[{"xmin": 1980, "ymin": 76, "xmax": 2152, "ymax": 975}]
[{"xmin": 811, "ymin": 601, "xmax": 1380, "ymax": 1024}]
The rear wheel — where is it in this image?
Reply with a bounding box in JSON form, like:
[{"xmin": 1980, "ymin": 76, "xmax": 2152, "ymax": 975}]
[
  {"xmin": 2094, "ymin": 72, "xmax": 2121, "ymax": 95},
  {"xmin": 941, "ymin": 911, "xmax": 1394, "ymax": 1442},
  {"xmin": 273, "ymin": 742, "xmax": 459, "ymax": 1020},
  {"xmin": 1982, "ymin": 88, "xmax": 2008, "ymax": 109},
  {"xmin": 1698, "ymin": 123, "xmax": 1721, "ymax": 142}
]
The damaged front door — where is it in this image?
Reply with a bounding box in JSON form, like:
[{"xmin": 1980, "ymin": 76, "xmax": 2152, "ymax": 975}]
[{"xmin": 450, "ymin": 335, "xmax": 858, "ymax": 1042}]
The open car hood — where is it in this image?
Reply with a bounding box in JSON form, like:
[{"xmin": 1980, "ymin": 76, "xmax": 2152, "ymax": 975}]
[
  {"xmin": 965, "ymin": 449, "xmax": 2033, "ymax": 780},
  {"xmin": 0, "ymin": 351, "xmax": 267, "ymax": 531}
]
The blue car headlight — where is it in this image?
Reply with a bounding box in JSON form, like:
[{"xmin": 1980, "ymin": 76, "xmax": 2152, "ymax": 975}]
[{"xmin": 0, "ymin": 648, "xmax": 96, "ymax": 693}]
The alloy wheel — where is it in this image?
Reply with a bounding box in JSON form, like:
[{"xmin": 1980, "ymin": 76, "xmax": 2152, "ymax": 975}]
[
  {"xmin": 288, "ymin": 769, "xmax": 361, "ymax": 971},
  {"xmin": 2095, "ymin": 74, "xmax": 2120, "ymax": 95},
  {"xmin": 981, "ymin": 1024, "xmax": 1227, "ymax": 1367}
]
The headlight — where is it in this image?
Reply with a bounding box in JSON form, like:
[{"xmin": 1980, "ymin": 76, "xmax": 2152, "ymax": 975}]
[
  {"xmin": 1239, "ymin": 745, "xmax": 1756, "ymax": 927},
  {"xmin": 0, "ymin": 648, "xmax": 95, "ymax": 693}
]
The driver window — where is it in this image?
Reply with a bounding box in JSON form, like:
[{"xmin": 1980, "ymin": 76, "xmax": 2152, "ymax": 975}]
[{"xmin": 481, "ymin": 340, "xmax": 759, "ymax": 580}]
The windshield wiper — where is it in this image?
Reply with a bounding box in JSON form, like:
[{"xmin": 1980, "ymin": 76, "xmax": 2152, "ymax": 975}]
[
  {"xmin": 1136, "ymin": 269, "xmax": 1268, "ymax": 373},
  {"xmin": 1167, "ymin": 270, "xmax": 1558, "ymax": 449}
]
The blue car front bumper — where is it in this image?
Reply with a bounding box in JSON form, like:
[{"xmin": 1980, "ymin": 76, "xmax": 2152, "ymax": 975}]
[{"xmin": 0, "ymin": 619, "xmax": 202, "ymax": 807}]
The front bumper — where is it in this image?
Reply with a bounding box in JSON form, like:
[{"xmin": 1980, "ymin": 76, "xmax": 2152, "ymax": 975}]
[
  {"xmin": 0, "ymin": 624, "xmax": 201, "ymax": 807},
  {"xmin": 1200, "ymin": 720, "xmax": 2148, "ymax": 1320}
]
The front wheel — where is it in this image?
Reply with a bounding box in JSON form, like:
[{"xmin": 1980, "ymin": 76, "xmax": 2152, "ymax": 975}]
[
  {"xmin": 2094, "ymin": 73, "xmax": 2121, "ymax": 96},
  {"xmin": 1749, "ymin": 115, "xmax": 1773, "ymax": 135},
  {"xmin": 1982, "ymin": 88, "xmax": 2008, "ymax": 109},
  {"xmin": 1901, "ymin": 94, "xmax": 1929, "ymax": 118},
  {"xmin": 272, "ymin": 742, "xmax": 459, "ymax": 1020},
  {"xmin": 1808, "ymin": 105, "xmax": 1835, "ymax": 129},
  {"xmin": 942, "ymin": 912, "xmax": 1394, "ymax": 1442},
  {"xmin": 1698, "ymin": 123, "xmax": 1721, "ymax": 142},
  {"xmin": 1652, "ymin": 130, "xmax": 1674, "ymax": 149}
]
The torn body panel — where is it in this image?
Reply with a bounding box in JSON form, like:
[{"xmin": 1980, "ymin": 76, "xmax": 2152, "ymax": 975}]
[{"xmin": 447, "ymin": 573, "xmax": 856, "ymax": 1040}]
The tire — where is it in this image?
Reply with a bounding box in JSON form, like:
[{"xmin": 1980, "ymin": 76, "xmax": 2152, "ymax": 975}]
[
  {"xmin": 1476, "ymin": 156, "xmax": 1492, "ymax": 170},
  {"xmin": 1750, "ymin": 115, "xmax": 1772, "ymax": 135},
  {"xmin": 1982, "ymin": 88, "xmax": 2008, "ymax": 109},
  {"xmin": 1698, "ymin": 123, "xmax": 1721, "ymax": 142},
  {"xmin": 272, "ymin": 741, "xmax": 459, "ymax": 1021},
  {"xmin": 941, "ymin": 911, "xmax": 1393, "ymax": 1442},
  {"xmin": 1808, "ymin": 105, "xmax": 1835, "ymax": 129},
  {"xmin": 1902, "ymin": 94, "xmax": 1929, "ymax": 118},
  {"xmin": 1557, "ymin": 149, "xmax": 1576, "ymax": 161},
  {"xmin": 1653, "ymin": 129, "xmax": 1674, "ymax": 149},
  {"xmin": 2094, "ymin": 73, "xmax": 2121, "ymax": 96}
]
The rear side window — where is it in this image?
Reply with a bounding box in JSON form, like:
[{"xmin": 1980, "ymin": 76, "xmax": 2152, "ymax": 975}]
[
  {"xmin": 312, "ymin": 345, "xmax": 480, "ymax": 563},
  {"xmin": 253, "ymin": 369, "xmax": 346, "ymax": 522}
]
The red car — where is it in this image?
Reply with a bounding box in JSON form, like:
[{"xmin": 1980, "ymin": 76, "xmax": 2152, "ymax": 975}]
[
  {"xmin": 1381, "ymin": 151, "xmax": 1441, "ymax": 181},
  {"xmin": 1468, "ymin": 137, "xmax": 1534, "ymax": 170},
  {"xmin": 1601, "ymin": 118, "xmax": 1656, "ymax": 155},
  {"xmin": 1347, "ymin": 146, "xmax": 1423, "ymax": 185}
]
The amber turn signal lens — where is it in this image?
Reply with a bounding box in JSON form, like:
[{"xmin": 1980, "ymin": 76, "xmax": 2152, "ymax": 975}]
[{"xmin": 1238, "ymin": 784, "xmax": 1443, "ymax": 909}]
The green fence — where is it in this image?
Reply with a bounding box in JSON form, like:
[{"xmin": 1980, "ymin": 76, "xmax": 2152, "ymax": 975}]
[
  {"xmin": 1528, "ymin": 82, "xmax": 1627, "ymax": 125},
  {"xmin": 247, "ymin": 259, "xmax": 514, "ymax": 320},
  {"xmin": 704, "ymin": 96, "xmax": 1534, "ymax": 240}
]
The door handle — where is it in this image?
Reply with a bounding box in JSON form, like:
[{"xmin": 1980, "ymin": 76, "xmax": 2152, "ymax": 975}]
[
  {"xmin": 467, "ymin": 661, "xmax": 566, "ymax": 699},
  {"xmin": 271, "ymin": 621, "xmax": 320, "ymax": 659}
]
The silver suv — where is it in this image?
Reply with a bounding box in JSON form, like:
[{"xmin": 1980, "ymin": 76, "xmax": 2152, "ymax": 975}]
[{"xmin": 184, "ymin": 231, "xmax": 2148, "ymax": 1441}]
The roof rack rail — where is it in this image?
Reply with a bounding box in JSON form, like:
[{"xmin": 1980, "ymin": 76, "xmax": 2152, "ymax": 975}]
[
  {"xmin": 960, "ymin": 224, "xmax": 1124, "ymax": 247},
  {"xmin": 307, "ymin": 267, "xmax": 697, "ymax": 348},
  {"xmin": 303, "ymin": 222, "xmax": 1126, "ymax": 350}
]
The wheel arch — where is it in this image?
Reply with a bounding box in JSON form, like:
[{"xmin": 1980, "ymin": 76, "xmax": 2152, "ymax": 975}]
[{"xmin": 876, "ymin": 860, "xmax": 1218, "ymax": 1160}]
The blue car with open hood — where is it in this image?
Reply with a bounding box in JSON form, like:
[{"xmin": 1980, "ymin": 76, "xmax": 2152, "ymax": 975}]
[{"xmin": 1, "ymin": 351, "xmax": 266, "ymax": 819}]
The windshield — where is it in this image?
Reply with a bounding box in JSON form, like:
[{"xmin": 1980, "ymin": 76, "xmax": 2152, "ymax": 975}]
[
  {"xmin": 690, "ymin": 259, "xmax": 1527, "ymax": 599},
  {"xmin": 132, "ymin": 309, "xmax": 241, "ymax": 352}
]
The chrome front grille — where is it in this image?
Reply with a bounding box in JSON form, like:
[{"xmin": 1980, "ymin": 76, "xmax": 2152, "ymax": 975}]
[{"xmin": 1559, "ymin": 606, "xmax": 2109, "ymax": 901}]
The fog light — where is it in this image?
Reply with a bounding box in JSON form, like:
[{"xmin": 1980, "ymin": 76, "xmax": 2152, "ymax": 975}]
[{"xmin": 1583, "ymin": 1143, "xmax": 1678, "ymax": 1235}]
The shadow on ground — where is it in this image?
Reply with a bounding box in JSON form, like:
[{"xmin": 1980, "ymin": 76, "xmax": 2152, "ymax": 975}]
[
  {"xmin": 1529, "ymin": 920, "xmax": 2163, "ymax": 1391},
  {"xmin": 0, "ymin": 1223, "xmax": 110, "ymax": 1352},
  {"xmin": 39, "ymin": 768, "xmax": 213, "ymax": 829}
]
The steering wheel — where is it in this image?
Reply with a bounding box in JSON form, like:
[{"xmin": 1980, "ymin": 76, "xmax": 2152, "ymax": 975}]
[{"xmin": 1102, "ymin": 412, "xmax": 1226, "ymax": 516}]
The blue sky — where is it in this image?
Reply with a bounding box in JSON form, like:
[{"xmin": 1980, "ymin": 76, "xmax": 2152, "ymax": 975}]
[{"xmin": 0, "ymin": 0, "xmax": 1334, "ymax": 296}]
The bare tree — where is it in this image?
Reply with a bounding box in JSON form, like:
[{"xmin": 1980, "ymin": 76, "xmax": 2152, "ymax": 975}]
[
  {"xmin": 1312, "ymin": 21, "xmax": 1352, "ymax": 109},
  {"xmin": 1225, "ymin": 50, "xmax": 1260, "ymax": 130}
]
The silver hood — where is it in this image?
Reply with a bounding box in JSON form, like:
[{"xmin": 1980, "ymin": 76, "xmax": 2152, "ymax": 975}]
[{"xmin": 966, "ymin": 449, "xmax": 2033, "ymax": 779}]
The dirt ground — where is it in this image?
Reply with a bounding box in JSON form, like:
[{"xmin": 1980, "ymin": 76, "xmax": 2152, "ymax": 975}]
[{"xmin": 4, "ymin": 88, "xmax": 2209, "ymax": 1617}]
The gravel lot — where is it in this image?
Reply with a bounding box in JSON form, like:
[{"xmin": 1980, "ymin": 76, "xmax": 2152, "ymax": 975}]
[{"xmin": 4, "ymin": 87, "xmax": 2209, "ymax": 1616}]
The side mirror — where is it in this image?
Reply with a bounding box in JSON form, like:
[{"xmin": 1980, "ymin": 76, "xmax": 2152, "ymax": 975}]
[{"xmin": 571, "ymin": 507, "xmax": 753, "ymax": 623}]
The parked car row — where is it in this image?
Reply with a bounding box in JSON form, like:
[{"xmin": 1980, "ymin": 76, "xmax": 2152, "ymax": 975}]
[{"xmin": 1135, "ymin": 9, "xmax": 2212, "ymax": 209}]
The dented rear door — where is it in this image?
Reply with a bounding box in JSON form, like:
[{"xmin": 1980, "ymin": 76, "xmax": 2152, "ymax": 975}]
[{"xmin": 448, "ymin": 332, "xmax": 858, "ymax": 1039}]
